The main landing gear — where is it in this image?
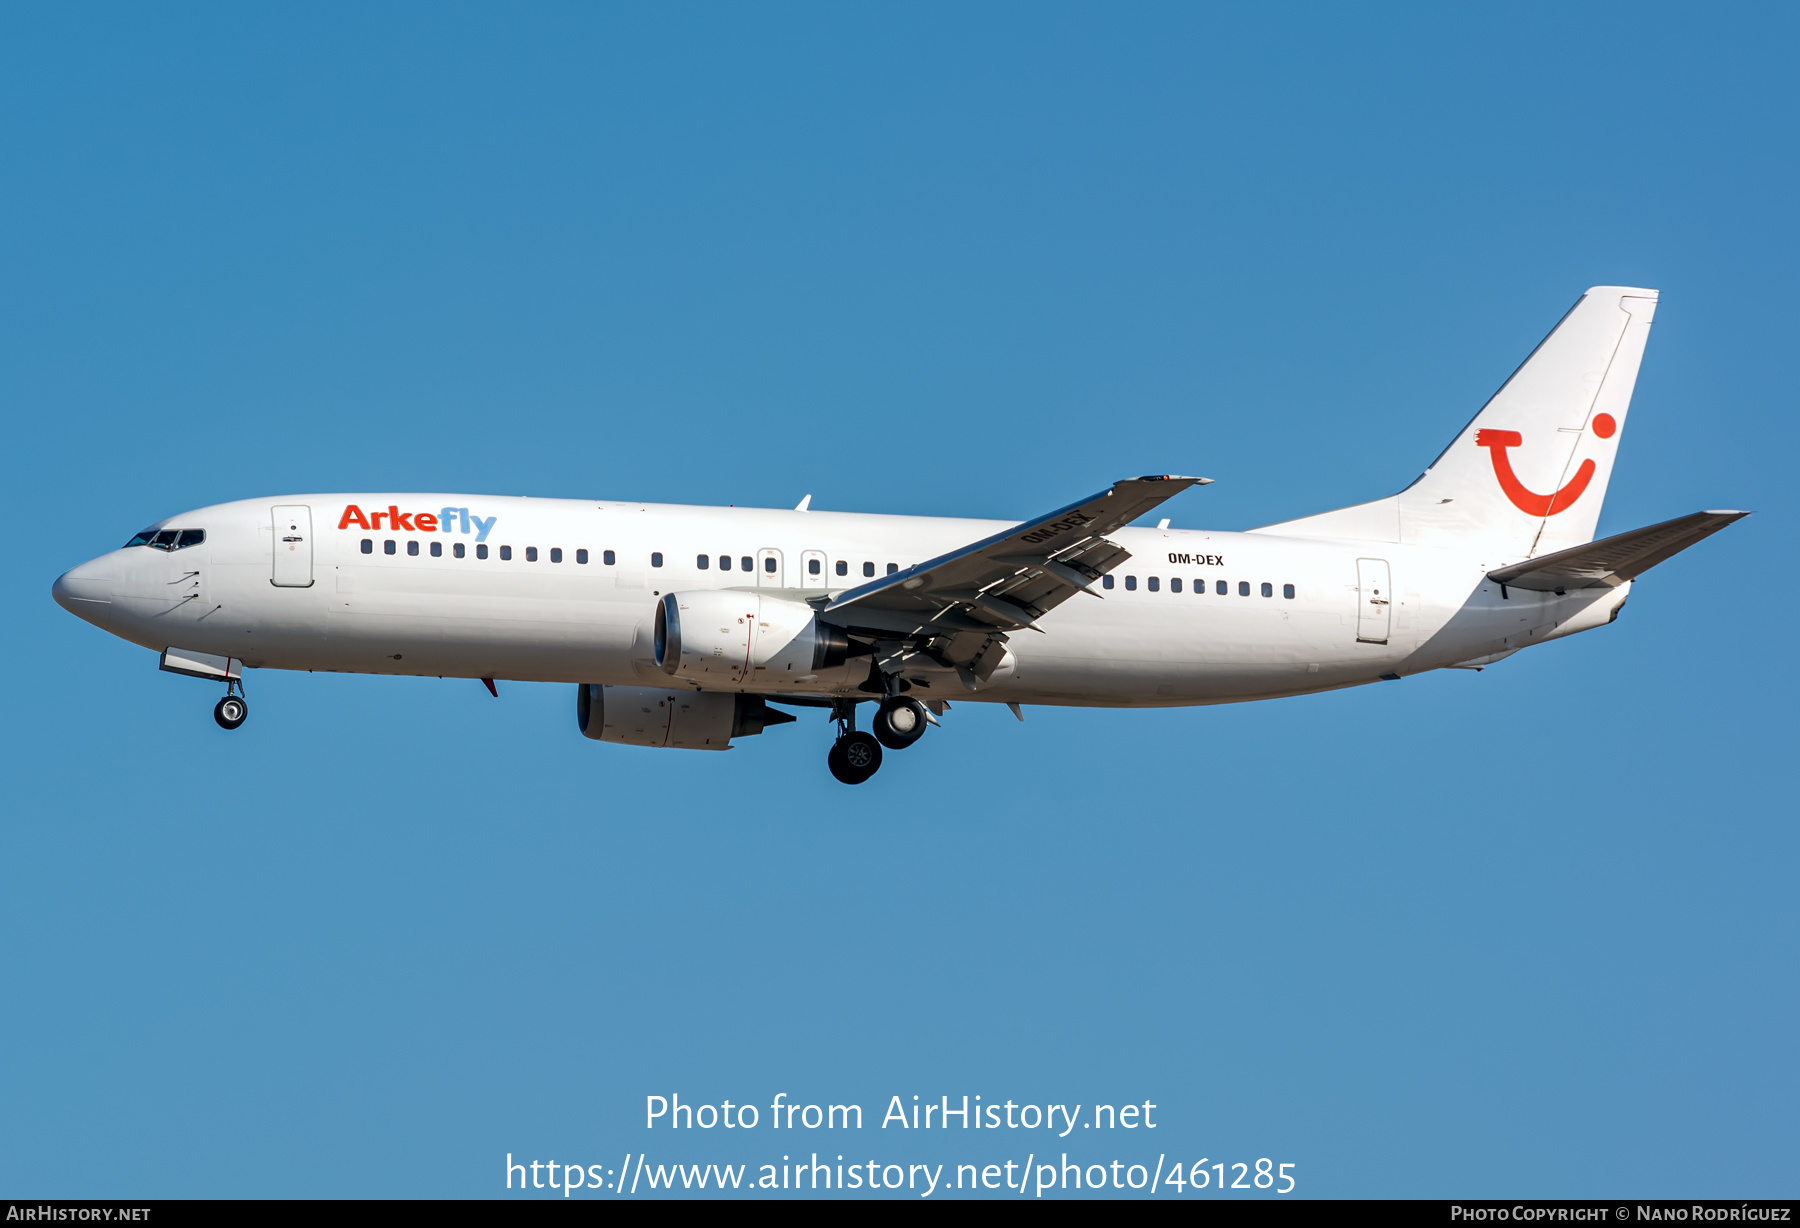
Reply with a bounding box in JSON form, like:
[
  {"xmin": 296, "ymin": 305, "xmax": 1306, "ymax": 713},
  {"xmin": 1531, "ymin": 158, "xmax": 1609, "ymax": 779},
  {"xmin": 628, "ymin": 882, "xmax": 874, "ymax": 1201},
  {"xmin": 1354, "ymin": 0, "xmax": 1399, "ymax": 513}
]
[
  {"xmin": 827, "ymin": 695, "xmax": 930, "ymax": 784},
  {"xmin": 213, "ymin": 679, "xmax": 248, "ymax": 730},
  {"xmin": 827, "ymin": 729, "xmax": 883, "ymax": 785},
  {"xmin": 872, "ymin": 696, "xmax": 928, "ymax": 750}
]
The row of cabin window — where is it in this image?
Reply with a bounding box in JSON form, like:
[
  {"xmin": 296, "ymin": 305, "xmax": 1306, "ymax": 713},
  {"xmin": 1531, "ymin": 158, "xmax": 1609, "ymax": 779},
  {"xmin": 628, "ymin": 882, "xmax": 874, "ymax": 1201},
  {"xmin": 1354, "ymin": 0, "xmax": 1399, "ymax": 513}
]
[
  {"xmin": 1103, "ymin": 575, "xmax": 1297, "ymax": 599},
  {"xmin": 355, "ymin": 542, "xmax": 901, "ymax": 578},
  {"xmin": 361, "ymin": 539, "xmax": 608, "ymax": 563},
  {"xmin": 696, "ymin": 555, "xmax": 898, "ymax": 578}
]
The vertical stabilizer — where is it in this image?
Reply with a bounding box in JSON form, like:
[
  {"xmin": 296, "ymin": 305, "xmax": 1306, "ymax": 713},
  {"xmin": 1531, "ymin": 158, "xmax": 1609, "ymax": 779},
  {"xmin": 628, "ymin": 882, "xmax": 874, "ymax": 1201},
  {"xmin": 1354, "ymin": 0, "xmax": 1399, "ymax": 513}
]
[{"xmin": 1398, "ymin": 287, "xmax": 1657, "ymax": 556}]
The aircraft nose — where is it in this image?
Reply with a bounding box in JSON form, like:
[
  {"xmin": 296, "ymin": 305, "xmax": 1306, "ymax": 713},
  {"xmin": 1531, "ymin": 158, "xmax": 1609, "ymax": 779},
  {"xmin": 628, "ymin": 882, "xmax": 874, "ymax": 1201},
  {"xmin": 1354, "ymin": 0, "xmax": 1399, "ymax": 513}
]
[{"xmin": 53, "ymin": 558, "xmax": 118, "ymax": 623}]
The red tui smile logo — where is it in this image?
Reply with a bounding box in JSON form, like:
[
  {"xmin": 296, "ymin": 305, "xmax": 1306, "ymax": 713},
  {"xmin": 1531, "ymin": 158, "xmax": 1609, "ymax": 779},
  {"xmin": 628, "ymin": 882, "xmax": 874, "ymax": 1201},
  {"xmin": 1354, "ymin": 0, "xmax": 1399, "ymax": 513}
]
[{"xmin": 1475, "ymin": 413, "xmax": 1615, "ymax": 516}]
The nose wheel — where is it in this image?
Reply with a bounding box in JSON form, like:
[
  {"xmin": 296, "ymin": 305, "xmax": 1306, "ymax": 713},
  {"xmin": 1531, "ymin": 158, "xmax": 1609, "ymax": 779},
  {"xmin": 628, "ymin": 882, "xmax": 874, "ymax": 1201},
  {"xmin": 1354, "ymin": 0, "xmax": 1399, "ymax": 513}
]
[{"xmin": 214, "ymin": 694, "xmax": 248, "ymax": 730}]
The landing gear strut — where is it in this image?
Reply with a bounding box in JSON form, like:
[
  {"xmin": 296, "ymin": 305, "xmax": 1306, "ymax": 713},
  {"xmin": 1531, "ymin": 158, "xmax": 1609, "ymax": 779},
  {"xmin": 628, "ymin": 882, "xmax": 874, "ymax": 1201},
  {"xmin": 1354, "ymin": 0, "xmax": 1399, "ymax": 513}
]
[
  {"xmin": 213, "ymin": 678, "xmax": 247, "ymax": 730},
  {"xmin": 827, "ymin": 699, "xmax": 882, "ymax": 785}
]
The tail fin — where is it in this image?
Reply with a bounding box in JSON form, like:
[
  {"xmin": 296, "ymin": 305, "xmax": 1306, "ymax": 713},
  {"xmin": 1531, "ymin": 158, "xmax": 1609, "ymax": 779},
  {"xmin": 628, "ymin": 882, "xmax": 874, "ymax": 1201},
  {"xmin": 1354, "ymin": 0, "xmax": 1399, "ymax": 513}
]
[
  {"xmin": 1253, "ymin": 287, "xmax": 1658, "ymax": 558},
  {"xmin": 1400, "ymin": 286, "xmax": 1657, "ymax": 555}
]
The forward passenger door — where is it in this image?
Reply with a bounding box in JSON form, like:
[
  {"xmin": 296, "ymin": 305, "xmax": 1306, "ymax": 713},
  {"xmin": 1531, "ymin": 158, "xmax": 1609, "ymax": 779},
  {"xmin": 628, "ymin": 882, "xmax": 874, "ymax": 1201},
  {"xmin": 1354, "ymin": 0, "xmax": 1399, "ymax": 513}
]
[{"xmin": 271, "ymin": 506, "xmax": 314, "ymax": 588}]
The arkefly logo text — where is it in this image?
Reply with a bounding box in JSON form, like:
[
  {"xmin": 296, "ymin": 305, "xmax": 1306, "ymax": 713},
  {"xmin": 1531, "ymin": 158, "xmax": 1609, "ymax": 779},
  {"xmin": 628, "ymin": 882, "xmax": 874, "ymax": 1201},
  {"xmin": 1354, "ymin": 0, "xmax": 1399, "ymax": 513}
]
[{"xmin": 337, "ymin": 504, "xmax": 498, "ymax": 543}]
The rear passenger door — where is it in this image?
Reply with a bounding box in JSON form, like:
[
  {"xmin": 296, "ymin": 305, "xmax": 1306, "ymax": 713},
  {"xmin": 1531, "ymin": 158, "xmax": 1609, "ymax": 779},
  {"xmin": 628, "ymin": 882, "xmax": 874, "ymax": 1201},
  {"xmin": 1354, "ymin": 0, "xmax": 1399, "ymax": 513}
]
[{"xmin": 1355, "ymin": 557, "xmax": 1390, "ymax": 644}]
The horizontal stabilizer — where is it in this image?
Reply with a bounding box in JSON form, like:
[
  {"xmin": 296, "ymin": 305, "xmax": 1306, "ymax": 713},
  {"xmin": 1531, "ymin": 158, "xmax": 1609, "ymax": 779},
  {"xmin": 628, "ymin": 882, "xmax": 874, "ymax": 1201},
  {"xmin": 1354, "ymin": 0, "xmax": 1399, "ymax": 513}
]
[{"xmin": 1486, "ymin": 510, "xmax": 1748, "ymax": 592}]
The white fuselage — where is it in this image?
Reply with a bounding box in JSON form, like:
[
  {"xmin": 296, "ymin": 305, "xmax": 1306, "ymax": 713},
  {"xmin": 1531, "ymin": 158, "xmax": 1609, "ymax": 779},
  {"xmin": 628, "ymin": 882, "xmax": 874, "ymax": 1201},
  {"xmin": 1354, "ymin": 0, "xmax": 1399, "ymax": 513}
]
[{"xmin": 55, "ymin": 493, "xmax": 1629, "ymax": 707}]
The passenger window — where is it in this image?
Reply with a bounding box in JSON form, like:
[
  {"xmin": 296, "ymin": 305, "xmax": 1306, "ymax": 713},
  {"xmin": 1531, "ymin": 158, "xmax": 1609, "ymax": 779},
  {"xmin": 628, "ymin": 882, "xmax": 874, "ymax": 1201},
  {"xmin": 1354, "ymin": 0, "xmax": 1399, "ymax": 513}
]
[
  {"xmin": 1103, "ymin": 574, "xmax": 1114, "ymax": 590},
  {"xmin": 1283, "ymin": 583, "xmax": 1295, "ymax": 599},
  {"xmin": 1148, "ymin": 576, "xmax": 1160, "ymax": 592},
  {"xmin": 576, "ymin": 549, "xmax": 588, "ymax": 564},
  {"xmin": 151, "ymin": 530, "xmax": 179, "ymax": 550},
  {"xmin": 836, "ymin": 560, "xmax": 847, "ymax": 576},
  {"xmin": 740, "ymin": 556, "xmax": 752, "ymax": 572},
  {"xmin": 384, "ymin": 540, "xmax": 396, "ymax": 555},
  {"xmin": 500, "ymin": 546, "xmax": 513, "ymax": 561},
  {"xmin": 863, "ymin": 562, "xmax": 875, "ymax": 577},
  {"xmin": 887, "ymin": 563, "xmax": 898, "ymax": 575},
  {"xmin": 1261, "ymin": 582, "xmax": 1273, "ymax": 597},
  {"xmin": 764, "ymin": 557, "xmax": 776, "ymax": 573},
  {"xmin": 550, "ymin": 548, "xmax": 562, "ymax": 563},
  {"xmin": 697, "ymin": 554, "xmax": 709, "ymax": 569},
  {"xmin": 1238, "ymin": 581, "xmax": 1250, "ymax": 596},
  {"xmin": 477, "ymin": 544, "xmax": 489, "ymax": 559},
  {"xmin": 430, "ymin": 541, "xmax": 442, "ymax": 557},
  {"xmin": 651, "ymin": 552, "xmax": 663, "ymax": 568},
  {"xmin": 602, "ymin": 549, "xmax": 615, "ymax": 565},
  {"xmin": 361, "ymin": 539, "xmax": 372, "ymax": 554},
  {"xmin": 1216, "ymin": 580, "xmax": 1227, "ymax": 595},
  {"xmin": 1125, "ymin": 576, "xmax": 1137, "ymax": 591},
  {"xmin": 719, "ymin": 555, "xmax": 732, "ymax": 571},
  {"xmin": 454, "ymin": 543, "xmax": 466, "ymax": 558},
  {"xmin": 809, "ymin": 559, "xmax": 821, "ymax": 575},
  {"xmin": 407, "ymin": 540, "xmax": 420, "ymax": 556},
  {"xmin": 176, "ymin": 529, "xmax": 205, "ymax": 549},
  {"xmin": 1171, "ymin": 578, "xmax": 1182, "ymax": 593},
  {"xmin": 526, "ymin": 547, "xmax": 538, "ymax": 562}
]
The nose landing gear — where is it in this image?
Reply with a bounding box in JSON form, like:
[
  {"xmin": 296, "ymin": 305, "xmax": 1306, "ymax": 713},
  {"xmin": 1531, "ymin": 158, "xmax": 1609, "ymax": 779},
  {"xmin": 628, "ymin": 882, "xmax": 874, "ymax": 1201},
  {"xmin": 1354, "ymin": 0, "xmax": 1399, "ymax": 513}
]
[{"xmin": 213, "ymin": 678, "xmax": 248, "ymax": 730}]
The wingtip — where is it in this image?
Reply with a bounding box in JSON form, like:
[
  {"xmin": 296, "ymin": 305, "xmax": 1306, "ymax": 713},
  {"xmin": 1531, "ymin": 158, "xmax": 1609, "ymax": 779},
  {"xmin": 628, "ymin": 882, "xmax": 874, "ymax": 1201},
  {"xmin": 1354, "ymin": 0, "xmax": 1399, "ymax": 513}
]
[{"xmin": 1131, "ymin": 474, "xmax": 1212, "ymax": 485}]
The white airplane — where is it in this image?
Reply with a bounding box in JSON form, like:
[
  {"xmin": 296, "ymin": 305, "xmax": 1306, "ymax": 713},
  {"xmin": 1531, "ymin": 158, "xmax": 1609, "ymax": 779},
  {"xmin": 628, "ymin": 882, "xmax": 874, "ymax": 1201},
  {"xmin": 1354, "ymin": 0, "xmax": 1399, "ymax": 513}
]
[{"xmin": 53, "ymin": 286, "xmax": 1743, "ymax": 783}]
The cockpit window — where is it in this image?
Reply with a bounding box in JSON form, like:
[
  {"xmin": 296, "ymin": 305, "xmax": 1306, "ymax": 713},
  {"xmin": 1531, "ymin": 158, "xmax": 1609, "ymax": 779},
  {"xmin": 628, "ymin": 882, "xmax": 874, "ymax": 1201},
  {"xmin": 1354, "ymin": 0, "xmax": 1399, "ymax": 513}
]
[{"xmin": 129, "ymin": 528, "xmax": 204, "ymax": 551}]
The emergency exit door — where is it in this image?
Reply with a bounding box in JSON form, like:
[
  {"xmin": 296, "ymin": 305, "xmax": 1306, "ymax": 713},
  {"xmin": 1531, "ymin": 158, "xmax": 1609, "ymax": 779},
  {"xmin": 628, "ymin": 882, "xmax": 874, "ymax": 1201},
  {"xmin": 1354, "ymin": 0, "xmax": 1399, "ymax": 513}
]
[
  {"xmin": 757, "ymin": 548, "xmax": 784, "ymax": 588},
  {"xmin": 1355, "ymin": 557, "xmax": 1390, "ymax": 644},
  {"xmin": 271, "ymin": 506, "xmax": 314, "ymax": 588}
]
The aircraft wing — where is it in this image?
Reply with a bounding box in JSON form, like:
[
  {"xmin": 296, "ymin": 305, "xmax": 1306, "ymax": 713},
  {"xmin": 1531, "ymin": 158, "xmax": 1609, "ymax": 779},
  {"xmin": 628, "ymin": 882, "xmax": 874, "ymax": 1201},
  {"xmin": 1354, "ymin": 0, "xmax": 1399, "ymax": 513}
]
[
  {"xmin": 820, "ymin": 475, "xmax": 1208, "ymax": 657},
  {"xmin": 1486, "ymin": 509, "xmax": 1748, "ymax": 593}
]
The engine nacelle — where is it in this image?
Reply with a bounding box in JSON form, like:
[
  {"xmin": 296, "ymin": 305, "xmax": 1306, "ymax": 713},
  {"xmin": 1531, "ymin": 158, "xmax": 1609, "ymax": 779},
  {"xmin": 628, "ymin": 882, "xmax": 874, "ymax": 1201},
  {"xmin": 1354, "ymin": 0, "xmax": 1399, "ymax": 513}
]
[
  {"xmin": 654, "ymin": 590, "xmax": 847, "ymax": 686},
  {"xmin": 576, "ymin": 684, "xmax": 792, "ymax": 750}
]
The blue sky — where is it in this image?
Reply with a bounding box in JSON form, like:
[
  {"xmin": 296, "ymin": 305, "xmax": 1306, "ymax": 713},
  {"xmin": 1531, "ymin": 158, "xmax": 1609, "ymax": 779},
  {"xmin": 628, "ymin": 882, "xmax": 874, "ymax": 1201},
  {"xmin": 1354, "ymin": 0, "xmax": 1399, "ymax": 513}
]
[{"xmin": 2, "ymin": 3, "xmax": 1794, "ymax": 1198}]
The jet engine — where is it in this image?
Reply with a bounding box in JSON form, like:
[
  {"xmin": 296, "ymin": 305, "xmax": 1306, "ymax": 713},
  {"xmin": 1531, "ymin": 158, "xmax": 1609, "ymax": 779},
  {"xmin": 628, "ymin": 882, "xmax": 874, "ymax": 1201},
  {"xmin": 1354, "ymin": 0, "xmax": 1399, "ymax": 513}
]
[
  {"xmin": 575, "ymin": 684, "xmax": 793, "ymax": 750},
  {"xmin": 654, "ymin": 590, "xmax": 848, "ymax": 685}
]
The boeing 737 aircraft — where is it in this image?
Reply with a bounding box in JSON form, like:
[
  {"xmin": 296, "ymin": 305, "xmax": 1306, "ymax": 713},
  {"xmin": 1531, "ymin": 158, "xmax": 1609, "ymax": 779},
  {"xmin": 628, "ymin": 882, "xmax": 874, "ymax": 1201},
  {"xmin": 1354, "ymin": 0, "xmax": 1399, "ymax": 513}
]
[{"xmin": 53, "ymin": 287, "xmax": 1744, "ymax": 782}]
